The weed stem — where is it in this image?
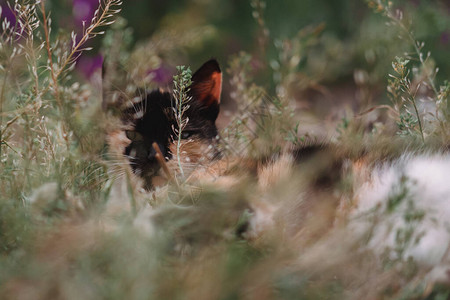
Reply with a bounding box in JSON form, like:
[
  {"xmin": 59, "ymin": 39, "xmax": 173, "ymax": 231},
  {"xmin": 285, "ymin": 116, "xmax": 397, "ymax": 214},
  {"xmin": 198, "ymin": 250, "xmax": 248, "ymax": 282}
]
[{"xmin": 152, "ymin": 142, "xmax": 173, "ymax": 181}]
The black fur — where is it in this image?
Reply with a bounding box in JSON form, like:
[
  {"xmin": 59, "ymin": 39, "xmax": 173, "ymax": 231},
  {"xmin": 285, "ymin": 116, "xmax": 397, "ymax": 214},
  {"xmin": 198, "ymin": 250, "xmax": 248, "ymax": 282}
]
[{"xmin": 122, "ymin": 60, "xmax": 221, "ymax": 185}]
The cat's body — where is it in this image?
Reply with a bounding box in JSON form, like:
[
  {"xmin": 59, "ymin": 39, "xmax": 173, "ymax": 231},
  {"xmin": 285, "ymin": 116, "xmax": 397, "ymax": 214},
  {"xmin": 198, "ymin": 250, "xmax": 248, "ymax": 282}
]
[
  {"xmin": 5, "ymin": 59, "xmax": 449, "ymax": 300},
  {"xmin": 350, "ymin": 153, "xmax": 450, "ymax": 281},
  {"xmin": 109, "ymin": 59, "xmax": 450, "ymax": 285}
]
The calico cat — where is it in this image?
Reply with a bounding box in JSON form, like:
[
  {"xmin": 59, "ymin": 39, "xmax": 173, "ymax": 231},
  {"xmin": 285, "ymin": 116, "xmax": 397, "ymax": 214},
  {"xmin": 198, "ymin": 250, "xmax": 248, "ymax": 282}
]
[
  {"xmin": 110, "ymin": 58, "xmax": 450, "ymax": 284},
  {"xmin": 119, "ymin": 59, "xmax": 223, "ymax": 189}
]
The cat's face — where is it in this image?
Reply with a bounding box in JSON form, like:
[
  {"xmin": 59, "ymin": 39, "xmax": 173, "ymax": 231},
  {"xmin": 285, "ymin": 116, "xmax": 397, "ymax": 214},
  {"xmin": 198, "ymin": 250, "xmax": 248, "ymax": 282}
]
[{"xmin": 122, "ymin": 59, "xmax": 222, "ymax": 188}]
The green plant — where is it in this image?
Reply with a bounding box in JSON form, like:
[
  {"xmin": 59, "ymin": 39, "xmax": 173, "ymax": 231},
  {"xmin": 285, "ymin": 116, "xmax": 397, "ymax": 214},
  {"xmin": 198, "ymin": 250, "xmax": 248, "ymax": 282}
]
[
  {"xmin": 0, "ymin": 0, "xmax": 122, "ymax": 208},
  {"xmin": 172, "ymin": 65, "xmax": 192, "ymax": 178},
  {"xmin": 388, "ymin": 56, "xmax": 424, "ymax": 140},
  {"xmin": 1, "ymin": 1, "xmax": 450, "ymax": 299},
  {"xmin": 368, "ymin": 0, "xmax": 450, "ymax": 143}
]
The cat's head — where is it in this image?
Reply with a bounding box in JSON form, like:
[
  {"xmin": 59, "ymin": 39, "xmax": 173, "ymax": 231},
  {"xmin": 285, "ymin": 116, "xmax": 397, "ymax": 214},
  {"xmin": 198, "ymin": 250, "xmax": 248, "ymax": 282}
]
[{"xmin": 122, "ymin": 59, "xmax": 222, "ymax": 188}]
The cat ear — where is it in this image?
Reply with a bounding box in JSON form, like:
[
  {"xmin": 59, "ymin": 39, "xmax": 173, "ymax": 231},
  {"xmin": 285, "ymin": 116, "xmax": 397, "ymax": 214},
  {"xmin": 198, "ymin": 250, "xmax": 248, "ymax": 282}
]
[{"xmin": 190, "ymin": 59, "xmax": 222, "ymax": 112}]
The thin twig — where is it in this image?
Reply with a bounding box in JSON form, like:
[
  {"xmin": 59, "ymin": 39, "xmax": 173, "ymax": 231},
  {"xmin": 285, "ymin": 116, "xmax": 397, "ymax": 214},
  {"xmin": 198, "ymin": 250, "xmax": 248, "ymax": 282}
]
[
  {"xmin": 39, "ymin": 1, "xmax": 71, "ymax": 149},
  {"xmin": 39, "ymin": 2, "xmax": 60, "ymax": 106},
  {"xmin": 55, "ymin": 0, "xmax": 121, "ymax": 79},
  {"xmin": 356, "ymin": 105, "xmax": 399, "ymax": 118},
  {"xmin": 392, "ymin": 16, "xmax": 439, "ymax": 97},
  {"xmin": 152, "ymin": 142, "xmax": 173, "ymax": 181}
]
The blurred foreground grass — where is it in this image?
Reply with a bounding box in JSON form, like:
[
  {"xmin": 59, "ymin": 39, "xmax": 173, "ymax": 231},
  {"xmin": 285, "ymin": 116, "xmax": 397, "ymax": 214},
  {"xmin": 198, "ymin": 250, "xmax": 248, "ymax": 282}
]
[{"xmin": 1, "ymin": 0, "xmax": 450, "ymax": 299}]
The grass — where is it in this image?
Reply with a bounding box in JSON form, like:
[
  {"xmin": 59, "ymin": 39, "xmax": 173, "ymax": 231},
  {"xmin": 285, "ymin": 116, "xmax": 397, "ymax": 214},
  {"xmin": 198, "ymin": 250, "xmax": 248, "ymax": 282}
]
[
  {"xmin": 0, "ymin": 0, "xmax": 449, "ymax": 299},
  {"xmin": 172, "ymin": 65, "xmax": 193, "ymax": 178}
]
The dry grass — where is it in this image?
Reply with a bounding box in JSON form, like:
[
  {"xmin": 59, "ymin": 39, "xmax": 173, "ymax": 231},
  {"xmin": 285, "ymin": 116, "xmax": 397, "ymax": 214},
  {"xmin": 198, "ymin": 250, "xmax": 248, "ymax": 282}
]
[{"xmin": 1, "ymin": 1, "xmax": 449, "ymax": 299}]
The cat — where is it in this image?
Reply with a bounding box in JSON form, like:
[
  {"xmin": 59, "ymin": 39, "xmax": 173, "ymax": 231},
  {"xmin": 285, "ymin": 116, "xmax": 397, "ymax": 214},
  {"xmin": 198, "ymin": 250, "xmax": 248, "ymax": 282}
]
[
  {"xmin": 116, "ymin": 59, "xmax": 223, "ymax": 189},
  {"xmin": 109, "ymin": 58, "xmax": 450, "ymax": 285}
]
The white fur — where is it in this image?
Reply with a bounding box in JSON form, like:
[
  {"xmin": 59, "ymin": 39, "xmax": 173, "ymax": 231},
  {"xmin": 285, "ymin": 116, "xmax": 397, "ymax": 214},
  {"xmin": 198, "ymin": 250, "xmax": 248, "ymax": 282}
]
[{"xmin": 352, "ymin": 154, "xmax": 450, "ymax": 273}]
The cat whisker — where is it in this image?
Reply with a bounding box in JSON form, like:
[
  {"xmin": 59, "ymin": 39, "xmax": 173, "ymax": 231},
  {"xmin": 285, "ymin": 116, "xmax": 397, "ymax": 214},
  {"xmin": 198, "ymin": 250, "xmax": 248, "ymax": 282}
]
[
  {"xmin": 108, "ymin": 162, "xmax": 136, "ymax": 167},
  {"xmin": 122, "ymin": 155, "xmax": 138, "ymax": 161}
]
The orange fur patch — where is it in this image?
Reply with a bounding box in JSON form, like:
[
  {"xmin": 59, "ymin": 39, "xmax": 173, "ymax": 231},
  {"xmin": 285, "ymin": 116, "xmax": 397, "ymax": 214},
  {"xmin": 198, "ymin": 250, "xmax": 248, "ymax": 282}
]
[
  {"xmin": 167, "ymin": 139, "xmax": 217, "ymax": 174},
  {"xmin": 107, "ymin": 130, "xmax": 131, "ymax": 156},
  {"xmin": 195, "ymin": 71, "xmax": 222, "ymax": 106}
]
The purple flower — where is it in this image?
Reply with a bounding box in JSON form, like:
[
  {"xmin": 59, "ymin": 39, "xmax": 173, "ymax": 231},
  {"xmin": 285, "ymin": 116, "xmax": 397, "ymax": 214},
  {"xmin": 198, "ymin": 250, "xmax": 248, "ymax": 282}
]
[
  {"xmin": 147, "ymin": 65, "xmax": 174, "ymax": 85},
  {"xmin": 72, "ymin": 0, "xmax": 98, "ymax": 27},
  {"xmin": 71, "ymin": 0, "xmax": 103, "ymax": 79},
  {"xmin": 77, "ymin": 54, "xmax": 103, "ymax": 79},
  {"xmin": 0, "ymin": 0, "xmax": 16, "ymax": 26}
]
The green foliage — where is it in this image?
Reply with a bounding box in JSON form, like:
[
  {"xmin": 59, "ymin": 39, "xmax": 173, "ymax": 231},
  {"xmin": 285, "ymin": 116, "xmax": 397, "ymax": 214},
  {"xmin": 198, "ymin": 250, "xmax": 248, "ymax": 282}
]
[
  {"xmin": 1, "ymin": 0, "xmax": 450, "ymax": 299},
  {"xmin": 172, "ymin": 65, "xmax": 192, "ymax": 177},
  {"xmin": 0, "ymin": 0, "xmax": 121, "ymax": 277},
  {"xmin": 367, "ymin": 0, "xmax": 450, "ymax": 144}
]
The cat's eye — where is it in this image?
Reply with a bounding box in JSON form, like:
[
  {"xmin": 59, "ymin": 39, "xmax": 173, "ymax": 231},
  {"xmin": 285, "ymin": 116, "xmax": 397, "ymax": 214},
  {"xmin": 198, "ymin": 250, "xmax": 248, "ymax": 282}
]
[
  {"xmin": 180, "ymin": 131, "xmax": 195, "ymax": 139},
  {"xmin": 126, "ymin": 130, "xmax": 143, "ymax": 141}
]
